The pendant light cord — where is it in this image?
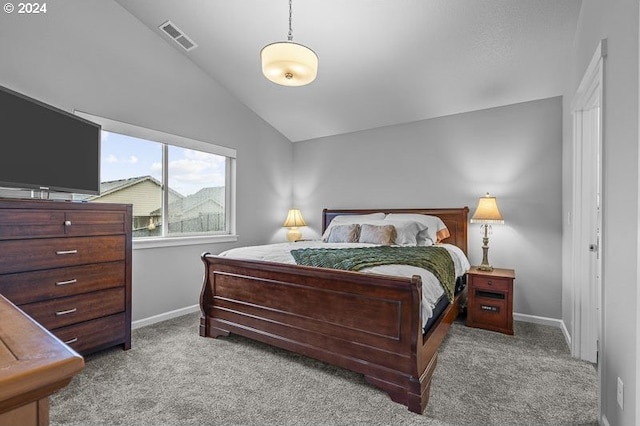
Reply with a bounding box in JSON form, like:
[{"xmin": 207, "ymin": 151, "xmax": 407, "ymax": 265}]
[{"xmin": 288, "ymin": 0, "xmax": 293, "ymax": 41}]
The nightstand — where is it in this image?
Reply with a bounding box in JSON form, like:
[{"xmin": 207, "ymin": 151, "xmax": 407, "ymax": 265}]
[{"xmin": 466, "ymin": 267, "xmax": 515, "ymax": 335}]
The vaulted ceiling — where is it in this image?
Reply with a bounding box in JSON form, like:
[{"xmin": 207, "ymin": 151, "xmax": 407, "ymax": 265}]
[{"xmin": 114, "ymin": 0, "xmax": 582, "ymax": 142}]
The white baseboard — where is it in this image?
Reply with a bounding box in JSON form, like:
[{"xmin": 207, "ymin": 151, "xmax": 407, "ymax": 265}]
[
  {"xmin": 514, "ymin": 312, "xmax": 572, "ymax": 349},
  {"xmin": 514, "ymin": 312, "xmax": 564, "ymax": 328},
  {"xmin": 132, "ymin": 304, "xmax": 200, "ymax": 330},
  {"xmin": 559, "ymin": 320, "xmax": 571, "ymax": 349},
  {"xmin": 601, "ymin": 414, "xmax": 610, "ymax": 426}
]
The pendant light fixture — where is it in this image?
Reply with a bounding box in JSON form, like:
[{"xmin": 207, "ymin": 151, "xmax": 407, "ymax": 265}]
[{"xmin": 261, "ymin": 0, "xmax": 318, "ymax": 86}]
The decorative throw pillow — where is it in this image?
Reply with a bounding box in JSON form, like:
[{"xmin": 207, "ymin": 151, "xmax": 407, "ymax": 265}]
[
  {"xmin": 361, "ymin": 219, "xmax": 426, "ymax": 246},
  {"xmin": 359, "ymin": 224, "xmax": 397, "ymax": 245},
  {"xmin": 327, "ymin": 224, "xmax": 361, "ymax": 243},
  {"xmin": 321, "ymin": 213, "xmax": 386, "ymax": 241}
]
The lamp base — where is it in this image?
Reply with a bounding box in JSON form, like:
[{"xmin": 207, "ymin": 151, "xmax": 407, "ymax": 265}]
[
  {"xmin": 286, "ymin": 228, "xmax": 302, "ymax": 242},
  {"xmin": 478, "ymin": 227, "xmax": 493, "ymax": 271}
]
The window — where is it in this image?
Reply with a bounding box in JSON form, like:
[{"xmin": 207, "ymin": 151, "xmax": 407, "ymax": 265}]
[{"xmin": 75, "ymin": 112, "xmax": 236, "ymax": 246}]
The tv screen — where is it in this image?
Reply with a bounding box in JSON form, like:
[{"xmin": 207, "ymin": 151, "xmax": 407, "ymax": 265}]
[{"xmin": 0, "ymin": 85, "xmax": 101, "ymax": 195}]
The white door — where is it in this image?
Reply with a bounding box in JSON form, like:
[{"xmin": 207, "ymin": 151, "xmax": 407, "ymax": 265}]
[
  {"xmin": 571, "ymin": 40, "xmax": 605, "ymax": 366},
  {"xmin": 577, "ymin": 105, "xmax": 602, "ymax": 363}
]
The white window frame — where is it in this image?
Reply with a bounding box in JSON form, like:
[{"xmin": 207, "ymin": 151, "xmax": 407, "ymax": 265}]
[{"xmin": 75, "ymin": 111, "xmax": 237, "ymax": 249}]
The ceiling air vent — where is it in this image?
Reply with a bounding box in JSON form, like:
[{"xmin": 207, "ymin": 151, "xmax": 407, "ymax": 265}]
[{"xmin": 159, "ymin": 20, "xmax": 197, "ymax": 52}]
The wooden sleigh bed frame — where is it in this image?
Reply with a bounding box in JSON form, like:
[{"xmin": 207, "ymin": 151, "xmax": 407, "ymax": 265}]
[{"xmin": 199, "ymin": 207, "xmax": 469, "ymax": 414}]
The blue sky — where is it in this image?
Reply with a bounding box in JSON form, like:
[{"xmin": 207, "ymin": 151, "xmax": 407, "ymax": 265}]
[{"xmin": 101, "ymin": 131, "xmax": 225, "ymax": 196}]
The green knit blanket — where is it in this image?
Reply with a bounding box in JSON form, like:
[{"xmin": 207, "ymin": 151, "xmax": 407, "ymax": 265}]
[{"xmin": 290, "ymin": 246, "xmax": 455, "ymax": 302}]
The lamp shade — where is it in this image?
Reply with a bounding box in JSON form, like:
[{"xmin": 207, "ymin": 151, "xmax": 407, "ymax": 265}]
[
  {"xmin": 283, "ymin": 208, "xmax": 307, "ymax": 227},
  {"xmin": 470, "ymin": 193, "xmax": 504, "ymax": 224},
  {"xmin": 261, "ymin": 41, "xmax": 318, "ymax": 86}
]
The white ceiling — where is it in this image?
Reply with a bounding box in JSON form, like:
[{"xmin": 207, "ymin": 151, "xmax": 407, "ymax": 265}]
[{"xmin": 114, "ymin": 0, "xmax": 582, "ymax": 142}]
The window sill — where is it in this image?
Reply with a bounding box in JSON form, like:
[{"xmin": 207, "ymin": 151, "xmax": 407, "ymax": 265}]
[{"xmin": 133, "ymin": 234, "xmax": 238, "ymax": 250}]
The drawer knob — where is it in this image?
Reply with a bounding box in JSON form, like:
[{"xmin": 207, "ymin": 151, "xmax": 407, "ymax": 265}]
[
  {"xmin": 64, "ymin": 220, "xmax": 72, "ymax": 226},
  {"xmin": 64, "ymin": 337, "xmax": 78, "ymax": 345},
  {"xmin": 56, "ymin": 308, "xmax": 77, "ymax": 316},
  {"xmin": 487, "ymin": 280, "xmax": 493, "ymax": 285},
  {"xmin": 56, "ymin": 249, "xmax": 78, "ymax": 255},
  {"xmin": 55, "ymin": 279, "xmax": 77, "ymax": 286}
]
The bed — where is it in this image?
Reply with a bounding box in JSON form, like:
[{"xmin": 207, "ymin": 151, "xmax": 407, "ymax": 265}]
[{"xmin": 199, "ymin": 207, "xmax": 469, "ymax": 414}]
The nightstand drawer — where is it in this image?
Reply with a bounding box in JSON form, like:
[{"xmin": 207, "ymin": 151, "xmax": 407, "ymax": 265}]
[
  {"xmin": 470, "ymin": 294, "xmax": 508, "ymax": 330},
  {"xmin": 471, "ymin": 276, "xmax": 511, "ymax": 292}
]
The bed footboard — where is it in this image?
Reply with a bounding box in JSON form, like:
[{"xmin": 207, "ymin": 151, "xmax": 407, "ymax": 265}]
[{"xmin": 199, "ymin": 253, "xmax": 459, "ymax": 414}]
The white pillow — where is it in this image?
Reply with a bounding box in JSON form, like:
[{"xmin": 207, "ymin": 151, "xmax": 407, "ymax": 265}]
[
  {"xmin": 384, "ymin": 213, "xmax": 450, "ymax": 244},
  {"xmin": 321, "ymin": 213, "xmax": 386, "ymax": 241}
]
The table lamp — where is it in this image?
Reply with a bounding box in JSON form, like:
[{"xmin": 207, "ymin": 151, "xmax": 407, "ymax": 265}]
[
  {"xmin": 470, "ymin": 193, "xmax": 504, "ymax": 271},
  {"xmin": 283, "ymin": 208, "xmax": 306, "ymax": 242}
]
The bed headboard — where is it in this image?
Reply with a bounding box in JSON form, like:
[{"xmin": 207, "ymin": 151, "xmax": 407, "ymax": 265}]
[{"xmin": 322, "ymin": 207, "xmax": 469, "ymax": 255}]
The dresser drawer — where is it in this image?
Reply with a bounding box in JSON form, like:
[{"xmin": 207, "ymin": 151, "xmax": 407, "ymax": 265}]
[
  {"xmin": 52, "ymin": 313, "xmax": 126, "ymax": 355},
  {"xmin": 0, "ymin": 235, "xmax": 125, "ymax": 274},
  {"xmin": 64, "ymin": 211, "xmax": 127, "ymax": 236},
  {"xmin": 0, "ymin": 261, "xmax": 125, "ymax": 305},
  {"xmin": 0, "ymin": 208, "xmax": 126, "ymax": 240},
  {"xmin": 19, "ymin": 287, "xmax": 125, "ymax": 329},
  {"xmin": 470, "ymin": 276, "xmax": 511, "ymax": 292},
  {"xmin": 0, "ymin": 209, "xmax": 66, "ymax": 239}
]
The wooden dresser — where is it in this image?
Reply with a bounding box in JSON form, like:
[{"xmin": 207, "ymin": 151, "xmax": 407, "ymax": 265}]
[{"xmin": 0, "ymin": 198, "xmax": 132, "ymax": 355}]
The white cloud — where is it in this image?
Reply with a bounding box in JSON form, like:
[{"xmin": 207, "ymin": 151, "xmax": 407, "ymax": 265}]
[{"xmin": 166, "ymin": 152, "xmax": 226, "ymax": 194}]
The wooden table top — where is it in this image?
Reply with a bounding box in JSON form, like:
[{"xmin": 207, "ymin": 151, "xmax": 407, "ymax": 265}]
[{"xmin": 0, "ymin": 294, "xmax": 84, "ymax": 414}]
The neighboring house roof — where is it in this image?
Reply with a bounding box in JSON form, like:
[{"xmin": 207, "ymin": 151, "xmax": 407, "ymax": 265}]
[
  {"xmin": 100, "ymin": 176, "xmax": 157, "ymax": 197},
  {"xmin": 86, "ymin": 176, "xmax": 182, "ymax": 200},
  {"xmin": 79, "ymin": 176, "xmax": 223, "ymax": 219},
  {"xmin": 150, "ymin": 186, "xmax": 225, "ymax": 217}
]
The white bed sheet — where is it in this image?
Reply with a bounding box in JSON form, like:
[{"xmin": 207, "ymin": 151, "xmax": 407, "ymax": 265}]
[{"xmin": 217, "ymin": 241, "xmax": 470, "ymax": 328}]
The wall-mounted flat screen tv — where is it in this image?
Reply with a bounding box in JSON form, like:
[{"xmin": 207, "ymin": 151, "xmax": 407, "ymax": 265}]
[{"xmin": 0, "ymin": 85, "xmax": 101, "ymax": 195}]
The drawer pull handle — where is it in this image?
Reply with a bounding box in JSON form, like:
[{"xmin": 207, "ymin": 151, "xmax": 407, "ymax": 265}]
[
  {"xmin": 64, "ymin": 220, "xmax": 72, "ymax": 226},
  {"xmin": 487, "ymin": 280, "xmax": 492, "ymax": 285},
  {"xmin": 56, "ymin": 279, "xmax": 77, "ymax": 286},
  {"xmin": 56, "ymin": 308, "xmax": 77, "ymax": 316},
  {"xmin": 56, "ymin": 249, "xmax": 78, "ymax": 255},
  {"xmin": 64, "ymin": 337, "xmax": 78, "ymax": 344}
]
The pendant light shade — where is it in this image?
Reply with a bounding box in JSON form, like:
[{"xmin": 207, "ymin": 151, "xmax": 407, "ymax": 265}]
[
  {"xmin": 261, "ymin": 41, "xmax": 318, "ymax": 86},
  {"xmin": 261, "ymin": 0, "xmax": 318, "ymax": 87}
]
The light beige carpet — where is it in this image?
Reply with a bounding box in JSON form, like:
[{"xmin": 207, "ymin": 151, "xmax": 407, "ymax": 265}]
[{"xmin": 51, "ymin": 313, "xmax": 597, "ymax": 425}]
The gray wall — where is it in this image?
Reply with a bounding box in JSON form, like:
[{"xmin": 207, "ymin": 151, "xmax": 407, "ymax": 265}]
[
  {"xmin": 293, "ymin": 97, "xmax": 563, "ymax": 319},
  {"xmin": 0, "ymin": 0, "xmax": 293, "ymax": 322},
  {"xmin": 562, "ymin": 1, "xmax": 638, "ymax": 425}
]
